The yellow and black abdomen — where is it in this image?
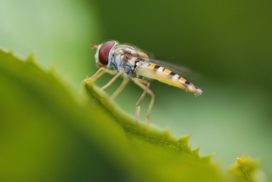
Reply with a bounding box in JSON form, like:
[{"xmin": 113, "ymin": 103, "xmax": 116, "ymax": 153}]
[{"xmin": 136, "ymin": 62, "xmax": 202, "ymax": 96}]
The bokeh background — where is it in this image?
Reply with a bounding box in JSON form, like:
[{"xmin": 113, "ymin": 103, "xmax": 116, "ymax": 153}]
[{"xmin": 1, "ymin": 0, "xmax": 271, "ymax": 178}]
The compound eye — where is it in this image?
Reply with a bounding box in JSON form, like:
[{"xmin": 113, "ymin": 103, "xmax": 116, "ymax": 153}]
[{"xmin": 99, "ymin": 41, "xmax": 115, "ymax": 65}]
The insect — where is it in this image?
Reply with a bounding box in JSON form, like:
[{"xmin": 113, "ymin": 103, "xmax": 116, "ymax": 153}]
[{"xmin": 86, "ymin": 40, "xmax": 202, "ymax": 125}]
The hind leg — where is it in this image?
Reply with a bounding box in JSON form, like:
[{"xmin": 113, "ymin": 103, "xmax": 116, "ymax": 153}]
[
  {"xmin": 131, "ymin": 78, "xmax": 155, "ymax": 125},
  {"xmin": 134, "ymin": 80, "xmax": 150, "ymax": 120}
]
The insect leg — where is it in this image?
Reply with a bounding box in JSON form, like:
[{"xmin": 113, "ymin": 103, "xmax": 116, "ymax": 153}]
[
  {"xmin": 84, "ymin": 67, "xmax": 115, "ymax": 83},
  {"xmin": 101, "ymin": 70, "xmax": 124, "ymax": 90},
  {"xmin": 131, "ymin": 78, "xmax": 155, "ymax": 126},
  {"xmin": 110, "ymin": 75, "xmax": 129, "ymax": 100},
  {"xmin": 101, "ymin": 67, "xmax": 116, "ymax": 75},
  {"xmin": 134, "ymin": 80, "xmax": 150, "ymax": 120},
  {"xmin": 84, "ymin": 67, "xmax": 105, "ymax": 82}
]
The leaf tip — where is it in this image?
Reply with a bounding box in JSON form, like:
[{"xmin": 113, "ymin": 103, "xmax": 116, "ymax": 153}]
[
  {"xmin": 26, "ymin": 53, "xmax": 36, "ymax": 63},
  {"xmin": 178, "ymin": 135, "xmax": 191, "ymax": 144},
  {"xmin": 229, "ymin": 156, "xmax": 266, "ymax": 182},
  {"xmin": 192, "ymin": 147, "xmax": 201, "ymax": 156}
]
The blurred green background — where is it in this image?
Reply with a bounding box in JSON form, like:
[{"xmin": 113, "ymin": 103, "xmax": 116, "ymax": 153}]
[{"xmin": 0, "ymin": 0, "xmax": 271, "ymax": 178}]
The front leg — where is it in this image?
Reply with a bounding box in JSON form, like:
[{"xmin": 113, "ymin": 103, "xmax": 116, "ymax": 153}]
[
  {"xmin": 101, "ymin": 70, "xmax": 125, "ymax": 90},
  {"xmin": 131, "ymin": 78, "xmax": 155, "ymax": 125},
  {"xmin": 84, "ymin": 67, "xmax": 116, "ymax": 83}
]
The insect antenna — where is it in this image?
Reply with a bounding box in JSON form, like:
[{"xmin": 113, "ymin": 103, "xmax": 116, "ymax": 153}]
[{"xmin": 90, "ymin": 44, "xmax": 98, "ymax": 49}]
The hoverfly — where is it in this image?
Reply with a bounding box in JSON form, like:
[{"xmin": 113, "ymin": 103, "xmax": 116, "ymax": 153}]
[{"xmin": 86, "ymin": 40, "xmax": 202, "ymax": 125}]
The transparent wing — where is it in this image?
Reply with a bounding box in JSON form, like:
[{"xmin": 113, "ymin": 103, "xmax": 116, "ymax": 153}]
[
  {"xmin": 147, "ymin": 59, "xmax": 201, "ymax": 80},
  {"xmin": 119, "ymin": 43, "xmax": 201, "ymax": 80}
]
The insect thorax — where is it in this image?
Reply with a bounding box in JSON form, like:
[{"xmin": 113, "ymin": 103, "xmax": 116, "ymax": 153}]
[{"xmin": 108, "ymin": 46, "xmax": 139, "ymax": 77}]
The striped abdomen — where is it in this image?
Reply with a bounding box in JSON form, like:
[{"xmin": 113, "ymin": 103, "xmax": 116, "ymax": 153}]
[{"xmin": 136, "ymin": 62, "xmax": 202, "ymax": 96}]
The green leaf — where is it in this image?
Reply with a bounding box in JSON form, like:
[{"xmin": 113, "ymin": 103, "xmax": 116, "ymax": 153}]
[
  {"xmin": 0, "ymin": 49, "xmax": 265, "ymax": 182},
  {"xmin": 229, "ymin": 156, "xmax": 266, "ymax": 182}
]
